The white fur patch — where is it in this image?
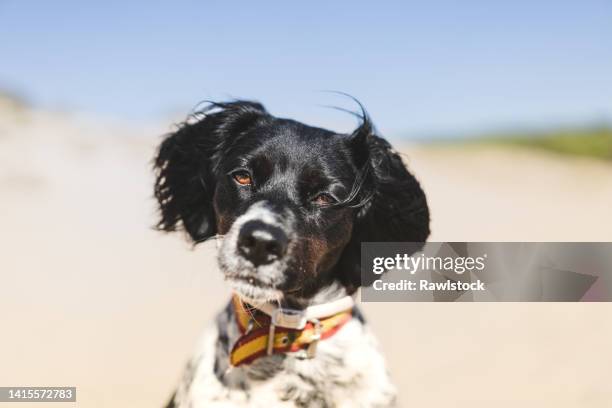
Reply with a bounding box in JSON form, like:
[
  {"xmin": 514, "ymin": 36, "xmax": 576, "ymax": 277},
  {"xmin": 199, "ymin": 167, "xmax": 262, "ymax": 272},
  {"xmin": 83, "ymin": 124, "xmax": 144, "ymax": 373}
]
[{"xmin": 218, "ymin": 201, "xmax": 294, "ymax": 302}]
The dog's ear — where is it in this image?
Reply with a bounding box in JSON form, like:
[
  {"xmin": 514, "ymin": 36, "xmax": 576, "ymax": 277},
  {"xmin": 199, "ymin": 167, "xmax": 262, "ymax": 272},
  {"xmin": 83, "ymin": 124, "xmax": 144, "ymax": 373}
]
[
  {"xmin": 337, "ymin": 117, "xmax": 430, "ymax": 291},
  {"xmin": 153, "ymin": 101, "xmax": 267, "ymax": 243}
]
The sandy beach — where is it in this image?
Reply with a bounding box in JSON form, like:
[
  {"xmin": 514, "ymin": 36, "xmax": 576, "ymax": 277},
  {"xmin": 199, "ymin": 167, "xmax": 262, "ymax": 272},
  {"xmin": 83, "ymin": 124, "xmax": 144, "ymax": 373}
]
[{"xmin": 1, "ymin": 104, "xmax": 612, "ymax": 407}]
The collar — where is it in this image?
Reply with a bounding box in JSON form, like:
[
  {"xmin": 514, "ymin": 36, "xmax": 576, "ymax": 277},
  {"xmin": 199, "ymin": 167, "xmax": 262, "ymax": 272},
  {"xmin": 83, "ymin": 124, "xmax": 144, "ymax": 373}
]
[{"xmin": 230, "ymin": 293, "xmax": 355, "ymax": 366}]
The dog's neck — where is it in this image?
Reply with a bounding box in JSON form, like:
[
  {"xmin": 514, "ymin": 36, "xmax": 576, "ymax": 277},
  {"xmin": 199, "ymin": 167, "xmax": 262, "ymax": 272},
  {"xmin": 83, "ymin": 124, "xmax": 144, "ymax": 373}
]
[
  {"xmin": 235, "ymin": 283, "xmax": 355, "ymax": 334},
  {"xmin": 215, "ymin": 281, "xmax": 356, "ymax": 373}
]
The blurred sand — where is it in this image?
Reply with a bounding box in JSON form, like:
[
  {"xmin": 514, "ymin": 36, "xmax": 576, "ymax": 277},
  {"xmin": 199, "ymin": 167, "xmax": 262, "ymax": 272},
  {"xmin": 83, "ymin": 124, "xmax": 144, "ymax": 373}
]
[{"xmin": 1, "ymin": 104, "xmax": 612, "ymax": 407}]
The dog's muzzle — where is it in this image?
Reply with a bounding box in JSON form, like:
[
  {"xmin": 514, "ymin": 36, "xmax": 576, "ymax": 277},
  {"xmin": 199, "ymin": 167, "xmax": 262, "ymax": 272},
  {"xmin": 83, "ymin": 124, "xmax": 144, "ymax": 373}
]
[{"xmin": 218, "ymin": 201, "xmax": 296, "ymax": 297}]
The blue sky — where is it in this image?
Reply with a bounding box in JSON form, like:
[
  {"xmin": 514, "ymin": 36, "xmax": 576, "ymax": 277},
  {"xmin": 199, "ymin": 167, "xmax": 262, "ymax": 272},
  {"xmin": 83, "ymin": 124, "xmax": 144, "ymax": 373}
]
[{"xmin": 0, "ymin": 0, "xmax": 610, "ymax": 137}]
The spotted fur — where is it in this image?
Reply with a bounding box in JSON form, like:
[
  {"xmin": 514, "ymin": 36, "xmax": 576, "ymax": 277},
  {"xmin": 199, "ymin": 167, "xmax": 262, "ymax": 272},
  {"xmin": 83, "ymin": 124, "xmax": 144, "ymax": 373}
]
[
  {"xmin": 154, "ymin": 100, "xmax": 430, "ymax": 407},
  {"xmin": 168, "ymin": 296, "xmax": 396, "ymax": 408}
]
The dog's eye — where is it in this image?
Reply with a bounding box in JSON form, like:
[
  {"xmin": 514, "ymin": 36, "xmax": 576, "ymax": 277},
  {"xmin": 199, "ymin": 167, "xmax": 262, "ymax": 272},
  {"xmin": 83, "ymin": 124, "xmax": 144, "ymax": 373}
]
[
  {"xmin": 231, "ymin": 170, "xmax": 252, "ymax": 186},
  {"xmin": 312, "ymin": 193, "xmax": 336, "ymax": 206}
]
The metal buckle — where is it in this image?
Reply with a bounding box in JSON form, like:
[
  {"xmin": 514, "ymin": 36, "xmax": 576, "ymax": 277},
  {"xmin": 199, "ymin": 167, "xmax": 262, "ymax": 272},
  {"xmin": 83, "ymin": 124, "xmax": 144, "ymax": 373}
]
[
  {"xmin": 267, "ymin": 308, "xmax": 307, "ymax": 356},
  {"xmin": 267, "ymin": 317, "xmax": 323, "ymax": 359},
  {"xmin": 306, "ymin": 319, "xmax": 322, "ymax": 358},
  {"xmin": 267, "ymin": 323, "xmax": 276, "ymax": 355}
]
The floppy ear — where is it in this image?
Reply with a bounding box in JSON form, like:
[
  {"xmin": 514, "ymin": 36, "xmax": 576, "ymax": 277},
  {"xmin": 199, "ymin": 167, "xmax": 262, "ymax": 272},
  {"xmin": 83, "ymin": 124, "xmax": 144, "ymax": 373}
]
[
  {"xmin": 337, "ymin": 118, "xmax": 430, "ymax": 291},
  {"xmin": 153, "ymin": 101, "xmax": 267, "ymax": 243}
]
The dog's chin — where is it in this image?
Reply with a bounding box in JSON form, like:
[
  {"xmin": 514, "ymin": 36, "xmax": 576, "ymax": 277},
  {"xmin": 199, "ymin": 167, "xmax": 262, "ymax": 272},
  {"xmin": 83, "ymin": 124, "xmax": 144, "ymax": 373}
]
[
  {"xmin": 227, "ymin": 277, "xmax": 284, "ymax": 303},
  {"xmin": 219, "ymin": 246, "xmax": 288, "ymax": 303}
]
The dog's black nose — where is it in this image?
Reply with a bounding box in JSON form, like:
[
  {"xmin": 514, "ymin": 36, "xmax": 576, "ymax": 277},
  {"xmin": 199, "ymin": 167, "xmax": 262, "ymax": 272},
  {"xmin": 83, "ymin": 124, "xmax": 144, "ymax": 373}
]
[{"xmin": 237, "ymin": 221, "xmax": 288, "ymax": 266}]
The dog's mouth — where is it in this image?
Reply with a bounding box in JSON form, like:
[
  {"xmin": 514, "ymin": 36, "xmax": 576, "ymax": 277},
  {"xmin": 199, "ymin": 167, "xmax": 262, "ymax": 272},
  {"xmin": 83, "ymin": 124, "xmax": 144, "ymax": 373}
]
[
  {"xmin": 226, "ymin": 273, "xmax": 268, "ymax": 288},
  {"xmin": 225, "ymin": 274, "xmax": 284, "ymax": 302}
]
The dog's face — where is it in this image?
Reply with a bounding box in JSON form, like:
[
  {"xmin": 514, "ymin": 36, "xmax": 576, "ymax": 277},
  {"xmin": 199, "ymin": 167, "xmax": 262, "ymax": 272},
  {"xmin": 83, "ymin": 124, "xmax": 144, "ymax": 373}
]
[
  {"xmin": 154, "ymin": 101, "xmax": 429, "ymax": 303},
  {"xmin": 214, "ymin": 122, "xmax": 359, "ymax": 301}
]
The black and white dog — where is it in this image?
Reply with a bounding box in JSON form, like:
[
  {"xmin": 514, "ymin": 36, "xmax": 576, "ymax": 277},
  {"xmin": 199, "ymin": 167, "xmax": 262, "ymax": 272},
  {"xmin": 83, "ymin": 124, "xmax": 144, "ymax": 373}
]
[{"xmin": 154, "ymin": 100, "xmax": 430, "ymax": 407}]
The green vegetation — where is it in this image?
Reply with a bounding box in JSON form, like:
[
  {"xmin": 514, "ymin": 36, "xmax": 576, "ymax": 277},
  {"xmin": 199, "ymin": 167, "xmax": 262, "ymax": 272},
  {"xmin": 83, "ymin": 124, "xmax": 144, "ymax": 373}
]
[
  {"xmin": 0, "ymin": 89, "xmax": 29, "ymax": 112},
  {"xmin": 473, "ymin": 126, "xmax": 612, "ymax": 161}
]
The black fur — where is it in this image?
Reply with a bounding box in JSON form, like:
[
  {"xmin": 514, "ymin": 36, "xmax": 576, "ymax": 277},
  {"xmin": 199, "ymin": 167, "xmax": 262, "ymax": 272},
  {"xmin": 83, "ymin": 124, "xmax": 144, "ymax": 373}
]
[
  {"xmin": 154, "ymin": 101, "xmax": 268, "ymax": 241},
  {"xmin": 153, "ymin": 99, "xmax": 429, "ymax": 297}
]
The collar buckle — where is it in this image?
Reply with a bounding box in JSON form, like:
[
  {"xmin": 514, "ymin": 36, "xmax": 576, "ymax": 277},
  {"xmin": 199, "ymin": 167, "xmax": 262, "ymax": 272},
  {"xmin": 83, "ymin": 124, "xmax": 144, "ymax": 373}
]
[
  {"xmin": 306, "ymin": 318, "xmax": 322, "ymax": 358},
  {"xmin": 266, "ymin": 308, "xmax": 308, "ymax": 356},
  {"xmin": 291, "ymin": 318, "xmax": 323, "ymax": 360}
]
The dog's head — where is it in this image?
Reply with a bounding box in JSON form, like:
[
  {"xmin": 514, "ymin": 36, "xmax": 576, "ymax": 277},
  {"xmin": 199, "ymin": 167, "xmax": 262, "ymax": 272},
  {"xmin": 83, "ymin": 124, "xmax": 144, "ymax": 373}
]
[{"xmin": 154, "ymin": 100, "xmax": 429, "ymax": 303}]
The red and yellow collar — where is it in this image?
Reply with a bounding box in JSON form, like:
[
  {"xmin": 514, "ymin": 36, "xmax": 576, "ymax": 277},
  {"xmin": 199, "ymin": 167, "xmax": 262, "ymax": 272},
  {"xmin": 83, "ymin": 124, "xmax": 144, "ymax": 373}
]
[{"xmin": 230, "ymin": 295, "xmax": 354, "ymax": 367}]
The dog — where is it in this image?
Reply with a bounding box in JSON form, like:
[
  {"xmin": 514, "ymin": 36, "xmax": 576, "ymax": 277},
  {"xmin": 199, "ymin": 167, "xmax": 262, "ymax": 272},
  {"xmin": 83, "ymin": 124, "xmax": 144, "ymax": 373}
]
[{"xmin": 153, "ymin": 100, "xmax": 430, "ymax": 407}]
